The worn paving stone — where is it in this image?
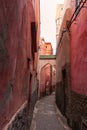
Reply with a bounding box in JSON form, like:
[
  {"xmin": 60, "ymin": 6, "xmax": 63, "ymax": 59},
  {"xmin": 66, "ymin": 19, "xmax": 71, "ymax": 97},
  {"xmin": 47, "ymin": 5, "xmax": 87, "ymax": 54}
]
[{"xmin": 30, "ymin": 93, "xmax": 71, "ymax": 130}]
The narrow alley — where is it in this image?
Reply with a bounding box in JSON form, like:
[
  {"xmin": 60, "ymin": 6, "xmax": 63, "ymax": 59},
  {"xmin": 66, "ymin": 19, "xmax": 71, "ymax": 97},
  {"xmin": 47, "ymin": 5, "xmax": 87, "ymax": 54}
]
[
  {"xmin": 30, "ymin": 93, "xmax": 71, "ymax": 130},
  {"xmin": 0, "ymin": 0, "xmax": 87, "ymax": 130}
]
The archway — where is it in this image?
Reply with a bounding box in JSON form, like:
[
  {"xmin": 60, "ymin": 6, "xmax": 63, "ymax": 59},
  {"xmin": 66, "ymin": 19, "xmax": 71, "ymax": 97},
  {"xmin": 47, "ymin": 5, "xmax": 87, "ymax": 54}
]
[{"xmin": 39, "ymin": 63, "xmax": 56, "ymax": 97}]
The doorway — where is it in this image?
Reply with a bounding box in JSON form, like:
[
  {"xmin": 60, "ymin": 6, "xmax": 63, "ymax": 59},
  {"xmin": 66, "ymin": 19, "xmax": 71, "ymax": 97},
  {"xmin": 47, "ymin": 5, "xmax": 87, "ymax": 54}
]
[{"xmin": 62, "ymin": 69, "xmax": 67, "ymax": 116}]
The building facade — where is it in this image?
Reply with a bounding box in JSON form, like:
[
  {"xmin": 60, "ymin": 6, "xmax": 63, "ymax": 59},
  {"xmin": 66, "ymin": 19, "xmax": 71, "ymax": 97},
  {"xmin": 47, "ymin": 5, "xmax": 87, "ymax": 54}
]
[
  {"xmin": 0, "ymin": 0, "xmax": 40, "ymax": 129},
  {"xmin": 56, "ymin": 0, "xmax": 87, "ymax": 130},
  {"xmin": 56, "ymin": 4, "xmax": 64, "ymax": 43},
  {"xmin": 39, "ymin": 38, "xmax": 53, "ymax": 55},
  {"xmin": 37, "ymin": 40, "xmax": 56, "ymax": 98}
]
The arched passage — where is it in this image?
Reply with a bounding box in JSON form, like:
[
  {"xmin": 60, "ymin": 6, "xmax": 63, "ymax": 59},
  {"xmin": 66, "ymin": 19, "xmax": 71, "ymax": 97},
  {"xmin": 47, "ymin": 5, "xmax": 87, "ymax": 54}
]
[
  {"xmin": 39, "ymin": 63, "xmax": 56, "ymax": 97},
  {"xmin": 38, "ymin": 59, "xmax": 56, "ymax": 73}
]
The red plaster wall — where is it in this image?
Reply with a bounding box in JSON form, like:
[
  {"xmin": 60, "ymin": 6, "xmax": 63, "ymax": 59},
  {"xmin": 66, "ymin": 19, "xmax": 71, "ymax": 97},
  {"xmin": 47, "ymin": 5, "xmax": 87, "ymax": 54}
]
[
  {"xmin": 45, "ymin": 42, "xmax": 53, "ymax": 55},
  {"xmin": 39, "ymin": 42, "xmax": 46, "ymax": 55},
  {"xmin": 39, "ymin": 67, "xmax": 45, "ymax": 96},
  {"xmin": 39, "ymin": 41, "xmax": 53, "ymax": 55},
  {"xmin": 39, "ymin": 64, "xmax": 52, "ymax": 96},
  {"xmin": 0, "ymin": 0, "xmax": 39, "ymax": 129},
  {"xmin": 70, "ymin": 1, "xmax": 87, "ymax": 96},
  {"xmin": 56, "ymin": 8, "xmax": 71, "ymax": 83},
  {"xmin": 35, "ymin": 0, "xmax": 40, "ymax": 46}
]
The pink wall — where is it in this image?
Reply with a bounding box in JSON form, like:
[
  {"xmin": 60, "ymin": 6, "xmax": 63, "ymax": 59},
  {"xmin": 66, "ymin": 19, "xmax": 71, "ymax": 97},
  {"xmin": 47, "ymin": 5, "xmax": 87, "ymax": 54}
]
[
  {"xmin": 0, "ymin": 0, "xmax": 39, "ymax": 129},
  {"xmin": 70, "ymin": 1, "xmax": 87, "ymax": 96}
]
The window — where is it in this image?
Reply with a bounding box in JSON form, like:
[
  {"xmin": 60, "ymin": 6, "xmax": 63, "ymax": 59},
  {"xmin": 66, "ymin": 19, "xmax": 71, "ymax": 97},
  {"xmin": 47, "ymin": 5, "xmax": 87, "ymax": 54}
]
[{"xmin": 27, "ymin": 58, "xmax": 30, "ymax": 69}]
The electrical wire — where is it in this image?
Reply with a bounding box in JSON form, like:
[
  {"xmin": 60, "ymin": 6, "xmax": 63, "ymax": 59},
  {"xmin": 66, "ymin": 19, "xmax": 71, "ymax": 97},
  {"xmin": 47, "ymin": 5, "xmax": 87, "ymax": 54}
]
[{"xmin": 57, "ymin": 0, "xmax": 86, "ymax": 53}]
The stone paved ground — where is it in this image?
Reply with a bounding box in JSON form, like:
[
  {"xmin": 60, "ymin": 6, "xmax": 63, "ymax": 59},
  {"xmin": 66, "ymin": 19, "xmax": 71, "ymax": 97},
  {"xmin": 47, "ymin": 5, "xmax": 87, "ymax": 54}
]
[{"xmin": 30, "ymin": 93, "xmax": 71, "ymax": 130}]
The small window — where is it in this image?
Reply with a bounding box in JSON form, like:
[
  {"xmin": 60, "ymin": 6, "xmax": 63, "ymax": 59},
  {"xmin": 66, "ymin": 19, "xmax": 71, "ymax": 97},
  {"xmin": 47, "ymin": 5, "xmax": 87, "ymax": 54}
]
[{"xmin": 27, "ymin": 58, "xmax": 30, "ymax": 69}]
